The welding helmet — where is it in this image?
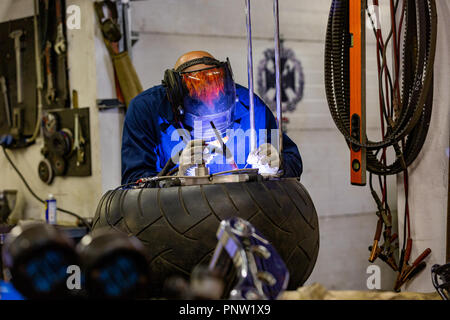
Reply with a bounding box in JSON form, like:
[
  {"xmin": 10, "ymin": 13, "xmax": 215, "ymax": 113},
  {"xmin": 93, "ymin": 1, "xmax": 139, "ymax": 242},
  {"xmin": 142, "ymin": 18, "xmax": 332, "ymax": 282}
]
[{"xmin": 163, "ymin": 57, "xmax": 236, "ymax": 140}]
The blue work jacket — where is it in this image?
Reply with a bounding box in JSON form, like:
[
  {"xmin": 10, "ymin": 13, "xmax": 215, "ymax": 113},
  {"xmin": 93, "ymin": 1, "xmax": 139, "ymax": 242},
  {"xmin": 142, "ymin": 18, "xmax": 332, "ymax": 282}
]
[{"xmin": 121, "ymin": 84, "xmax": 302, "ymax": 184}]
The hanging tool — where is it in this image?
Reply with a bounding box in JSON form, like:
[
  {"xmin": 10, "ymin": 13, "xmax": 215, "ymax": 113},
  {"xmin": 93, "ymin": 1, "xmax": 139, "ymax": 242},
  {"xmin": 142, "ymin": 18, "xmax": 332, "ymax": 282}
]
[
  {"xmin": 25, "ymin": 0, "xmax": 45, "ymax": 144},
  {"xmin": 53, "ymin": 0, "xmax": 69, "ymax": 107},
  {"xmin": 9, "ymin": 30, "xmax": 23, "ymax": 104},
  {"xmin": 45, "ymin": 41, "xmax": 56, "ymax": 104},
  {"xmin": 348, "ymin": 0, "xmax": 367, "ymax": 185},
  {"xmin": 72, "ymin": 90, "xmax": 85, "ymax": 167},
  {"xmin": 9, "ymin": 29, "xmax": 24, "ymax": 138},
  {"xmin": 0, "ymin": 76, "xmax": 11, "ymax": 128},
  {"xmin": 94, "ymin": 0, "xmax": 143, "ymax": 108},
  {"xmin": 54, "ymin": 0, "xmax": 66, "ymax": 55},
  {"xmin": 56, "ymin": 53, "xmax": 69, "ymax": 106}
]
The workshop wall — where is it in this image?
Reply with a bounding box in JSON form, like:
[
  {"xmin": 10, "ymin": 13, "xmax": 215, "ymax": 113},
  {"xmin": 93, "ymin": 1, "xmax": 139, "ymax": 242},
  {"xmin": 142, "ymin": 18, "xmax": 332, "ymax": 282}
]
[
  {"xmin": 0, "ymin": 0, "xmax": 103, "ymax": 224},
  {"xmin": 129, "ymin": 0, "xmax": 397, "ymax": 289}
]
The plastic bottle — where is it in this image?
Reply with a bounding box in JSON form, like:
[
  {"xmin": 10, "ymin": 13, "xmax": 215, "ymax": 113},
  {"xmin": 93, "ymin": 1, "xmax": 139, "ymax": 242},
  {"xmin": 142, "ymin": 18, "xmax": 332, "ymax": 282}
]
[{"xmin": 45, "ymin": 194, "xmax": 57, "ymax": 225}]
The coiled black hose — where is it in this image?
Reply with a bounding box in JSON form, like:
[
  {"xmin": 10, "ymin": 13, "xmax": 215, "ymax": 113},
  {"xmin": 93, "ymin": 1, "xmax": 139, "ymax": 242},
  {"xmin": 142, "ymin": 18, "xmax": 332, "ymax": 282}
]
[{"xmin": 324, "ymin": 0, "xmax": 437, "ymax": 175}]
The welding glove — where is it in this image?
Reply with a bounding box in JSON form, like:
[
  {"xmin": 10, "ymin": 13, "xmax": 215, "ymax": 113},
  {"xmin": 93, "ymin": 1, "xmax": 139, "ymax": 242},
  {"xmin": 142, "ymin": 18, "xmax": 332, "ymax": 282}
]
[
  {"xmin": 178, "ymin": 139, "xmax": 214, "ymax": 176},
  {"xmin": 247, "ymin": 143, "xmax": 280, "ymax": 176}
]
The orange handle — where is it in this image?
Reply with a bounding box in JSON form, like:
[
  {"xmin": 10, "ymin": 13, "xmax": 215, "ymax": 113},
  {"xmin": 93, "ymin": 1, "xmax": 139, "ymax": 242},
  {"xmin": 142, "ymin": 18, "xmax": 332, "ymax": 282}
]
[
  {"xmin": 412, "ymin": 248, "xmax": 431, "ymax": 267},
  {"xmin": 404, "ymin": 238, "xmax": 413, "ymax": 264},
  {"xmin": 45, "ymin": 43, "xmax": 51, "ymax": 74},
  {"xmin": 374, "ymin": 218, "xmax": 383, "ymax": 241}
]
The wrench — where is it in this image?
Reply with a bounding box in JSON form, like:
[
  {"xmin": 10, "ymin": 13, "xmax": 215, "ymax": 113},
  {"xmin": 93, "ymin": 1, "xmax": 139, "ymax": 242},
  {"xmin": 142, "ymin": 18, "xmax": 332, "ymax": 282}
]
[
  {"xmin": 54, "ymin": 0, "xmax": 66, "ymax": 55},
  {"xmin": 9, "ymin": 30, "xmax": 23, "ymax": 104},
  {"xmin": 0, "ymin": 76, "xmax": 11, "ymax": 127},
  {"xmin": 45, "ymin": 41, "xmax": 56, "ymax": 104},
  {"xmin": 72, "ymin": 90, "xmax": 85, "ymax": 166}
]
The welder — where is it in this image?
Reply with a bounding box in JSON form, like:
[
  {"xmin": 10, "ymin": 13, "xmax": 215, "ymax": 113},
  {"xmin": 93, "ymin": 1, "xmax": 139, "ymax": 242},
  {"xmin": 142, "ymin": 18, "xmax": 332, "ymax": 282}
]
[{"xmin": 121, "ymin": 51, "xmax": 302, "ymax": 184}]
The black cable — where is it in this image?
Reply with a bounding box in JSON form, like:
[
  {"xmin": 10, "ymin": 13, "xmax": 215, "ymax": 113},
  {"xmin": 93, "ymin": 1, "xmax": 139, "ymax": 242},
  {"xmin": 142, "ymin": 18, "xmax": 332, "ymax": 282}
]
[
  {"xmin": 2, "ymin": 146, "xmax": 91, "ymax": 230},
  {"xmin": 103, "ymin": 179, "xmax": 145, "ymax": 230}
]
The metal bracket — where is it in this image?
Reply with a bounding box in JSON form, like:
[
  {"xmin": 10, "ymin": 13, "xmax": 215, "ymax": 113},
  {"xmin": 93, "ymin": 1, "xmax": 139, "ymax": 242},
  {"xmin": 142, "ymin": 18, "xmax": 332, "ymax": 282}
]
[{"xmin": 97, "ymin": 99, "xmax": 126, "ymax": 111}]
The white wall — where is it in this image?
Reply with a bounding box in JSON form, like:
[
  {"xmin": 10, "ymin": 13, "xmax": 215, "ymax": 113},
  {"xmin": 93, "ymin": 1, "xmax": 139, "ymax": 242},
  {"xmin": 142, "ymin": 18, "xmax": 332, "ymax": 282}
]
[
  {"xmin": 397, "ymin": 0, "xmax": 450, "ymax": 292},
  {"xmin": 130, "ymin": 0, "xmax": 397, "ymax": 289},
  {"xmin": 0, "ymin": 0, "xmax": 103, "ymax": 224}
]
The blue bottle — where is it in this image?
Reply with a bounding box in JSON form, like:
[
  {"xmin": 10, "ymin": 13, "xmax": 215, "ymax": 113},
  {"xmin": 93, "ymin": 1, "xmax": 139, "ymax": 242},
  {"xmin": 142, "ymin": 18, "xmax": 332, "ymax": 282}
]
[{"xmin": 45, "ymin": 194, "xmax": 57, "ymax": 225}]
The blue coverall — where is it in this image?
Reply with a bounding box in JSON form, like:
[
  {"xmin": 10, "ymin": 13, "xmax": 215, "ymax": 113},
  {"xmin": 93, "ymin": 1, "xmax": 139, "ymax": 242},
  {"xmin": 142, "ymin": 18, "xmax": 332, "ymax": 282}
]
[{"xmin": 121, "ymin": 84, "xmax": 302, "ymax": 184}]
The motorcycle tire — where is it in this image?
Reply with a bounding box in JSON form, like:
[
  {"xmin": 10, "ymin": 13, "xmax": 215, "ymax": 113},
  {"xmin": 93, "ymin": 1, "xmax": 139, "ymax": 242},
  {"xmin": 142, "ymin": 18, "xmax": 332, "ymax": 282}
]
[{"xmin": 92, "ymin": 178, "xmax": 319, "ymax": 297}]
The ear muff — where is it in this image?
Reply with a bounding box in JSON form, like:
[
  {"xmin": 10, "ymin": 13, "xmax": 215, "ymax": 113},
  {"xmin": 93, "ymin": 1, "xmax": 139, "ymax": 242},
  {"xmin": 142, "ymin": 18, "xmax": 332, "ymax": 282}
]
[
  {"xmin": 226, "ymin": 57, "xmax": 234, "ymax": 81},
  {"xmin": 162, "ymin": 69, "xmax": 185, "ymax": 120}
]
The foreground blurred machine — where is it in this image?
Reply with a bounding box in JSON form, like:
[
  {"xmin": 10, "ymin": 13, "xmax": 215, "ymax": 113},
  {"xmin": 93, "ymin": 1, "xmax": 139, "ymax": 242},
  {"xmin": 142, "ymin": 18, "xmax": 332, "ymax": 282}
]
[
  {"xmin": 2, "ymin": 223, "xmax": 79, "ymax": 299},
  {"xmin": 431, "ymin": 263, "xmax": 450, "ymax": 300},
  {"xmin": 1, "ymin": 219, "xmax": 289, "ymax": 300},
  {"xmin": 1, "ymin": 224, "xmax": 151, "ymax": 299},
  {"xmin": 208, "ymin": 217, "xmax": 289, "ymax": 300}
]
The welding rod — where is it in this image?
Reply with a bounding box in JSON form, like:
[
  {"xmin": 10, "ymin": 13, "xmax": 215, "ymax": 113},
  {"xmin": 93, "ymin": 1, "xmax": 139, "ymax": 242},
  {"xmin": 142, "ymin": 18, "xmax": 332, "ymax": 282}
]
[
  {"xmin": 210, "ymin": 121, "xmax": 238, "ymax": 170},
  {"xmin": 244, "ymin": 0, "xmax": 256, "ymax": 153},
  {"xmin": 273, "ymin": 0, "xmax": 283, "ymax": 171}
]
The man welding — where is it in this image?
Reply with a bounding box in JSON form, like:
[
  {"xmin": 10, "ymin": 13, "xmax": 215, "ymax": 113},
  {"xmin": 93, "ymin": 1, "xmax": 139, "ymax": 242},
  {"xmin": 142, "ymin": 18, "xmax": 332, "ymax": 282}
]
[{"xmin": 121, "ymin": 51, "xmax": 302, "ymax": 184}]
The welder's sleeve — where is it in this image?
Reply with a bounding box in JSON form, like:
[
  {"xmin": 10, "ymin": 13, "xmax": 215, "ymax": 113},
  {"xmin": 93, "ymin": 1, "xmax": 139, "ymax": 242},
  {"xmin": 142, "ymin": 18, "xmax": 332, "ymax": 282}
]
[
  {"xmin": 264, "ymin": 106, "xmax": 303, "ymax": 178},
  {"xmin": 121, "ymin": 97, "xmax": 160, "ymax": 184}
]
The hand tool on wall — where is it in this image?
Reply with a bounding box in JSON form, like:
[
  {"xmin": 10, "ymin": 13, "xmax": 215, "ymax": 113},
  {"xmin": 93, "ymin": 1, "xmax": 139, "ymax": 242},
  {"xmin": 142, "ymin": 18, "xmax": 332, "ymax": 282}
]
[
  {"xmin": 25, "ymin": 0, "xmax": 45, "ymax": 145},
  {"xmin": 9, "ymin": 29, "xmax": 24, "ymax": 138},
  {"xmin": 45, "ymin": 41, "xmax": 56, "ymax": 104},
  {"xmin": 53, "ymin": 0, "xmax": 69, "ymax": 107},
  {"xmin": 71, "ymin": 90, "xmax": 85, "ymax": 167},
  {"xmin": 94, "ymin": 1, "xmax": 144, "ymax": 108},
  {"xmin": 0, "ymin": 76, "xmax": 11, "ymax": 128},
  {"xmin": 54, "ymin": 0, "xmax": 66, "ymax": 55},
  {"xmin": 56, "ymin": 52, "xmax": 69, "ymax": 106},
  {"xmin": 9, "ymin": 30, "xmax": 23, "ymax": 105}
]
